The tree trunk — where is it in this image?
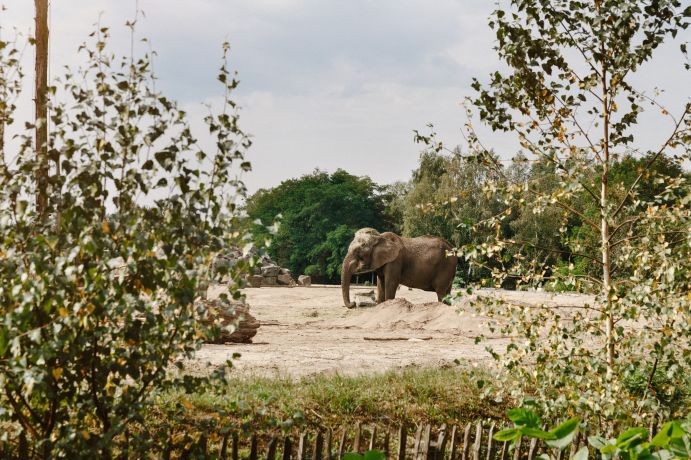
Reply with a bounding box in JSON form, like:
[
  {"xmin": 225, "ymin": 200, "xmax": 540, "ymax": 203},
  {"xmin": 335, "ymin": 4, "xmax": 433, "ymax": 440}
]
[
  {"xmin": 601, "ymin": 55, "xmax": 615, "ymax": 374},
  {"xmin": 35, "ymin": 0, "xmax": 49, "ymax": 218}
]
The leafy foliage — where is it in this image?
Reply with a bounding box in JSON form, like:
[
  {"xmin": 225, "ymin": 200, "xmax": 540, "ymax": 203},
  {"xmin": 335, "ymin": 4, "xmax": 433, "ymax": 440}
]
[
  {"xmin": 417, "ymin": 0, "xmax": 691, "ymax": 428},
  {"xmin": 245, "ymin": 170, "xmax": 395, "ymax": 282},
  {"xmin": 496, "ymin": 407, "xmax": 691, "ymax": 460},
  {"xmin": 0, "ymin": 25, "xmax": 251, "ymax": 457}
]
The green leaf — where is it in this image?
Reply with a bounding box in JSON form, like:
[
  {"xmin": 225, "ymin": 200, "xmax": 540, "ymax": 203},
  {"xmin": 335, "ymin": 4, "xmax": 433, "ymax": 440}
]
[
  {"xmin": 651, "ymin": 421, "xmax": 685, "ymax": 447},
  {"xmin": 546, "ymin": 417, "xmax": 579, "ymax": 450},
  {"xmin": 572, "ymin": 446, "xmax": 589, "ymax": 460},
  {"xmin": 363, "ymin": 450, "xmax": 386, "ymax": 460},
  {"xmin": 494, "ymin": 428, "xmax": 521, "ymax": 442},
  {"xmin": 342, "ymin": 454, "xmax": 363, "ymax": 460},
  {"xmin": 507, "ymin": 408, "xmax": 541, "ymax": 428},
  {"xmin": 588, "ymin": 436, "xmax": 610, "ymax": 449},
  {"xmin": 616, "ymin": 428, "xmax": 647, "ymax": 449},
  {"xmin": 521, "ymin": 427, "xmax": 556, "ymax": 440}
]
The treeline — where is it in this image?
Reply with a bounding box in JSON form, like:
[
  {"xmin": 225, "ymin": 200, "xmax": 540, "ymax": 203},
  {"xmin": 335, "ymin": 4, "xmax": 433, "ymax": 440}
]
[{"xmin": 245, "ymin": 152, "xmax": 687, "ymax": 285}]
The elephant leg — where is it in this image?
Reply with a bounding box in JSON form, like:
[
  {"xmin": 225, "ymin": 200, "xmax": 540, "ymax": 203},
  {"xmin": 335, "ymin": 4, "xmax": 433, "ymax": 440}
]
[
  {"xmin": 376, "ymin": 274, "xmax": 385, "ymax": 303},
  {"xmin": 384, "ymin": 276, "xmax": 399, "ymax": 300}
]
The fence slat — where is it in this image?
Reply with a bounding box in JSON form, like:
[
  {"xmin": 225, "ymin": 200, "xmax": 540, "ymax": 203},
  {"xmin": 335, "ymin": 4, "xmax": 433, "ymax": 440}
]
[
  {"xmin": 527, "ymin": 438, "xmax": 537, "ymax": 460},
  {"xmin": 369, "ymin": 425, "xmax": 377, "ymax": 451},
  {"xmin": 413, "ymin": 423, "xmax": 424, "ymax": 459},
  {"xmin": 499, "ymin": 442, "xmax": 508, "ymax": 460},
  {"xmin": 397, "ymin": 424, "xmax": 408, "ymax": 460},
  {"xmin": 485, "ymin": 423, "xmax": 494, "ymax": 460},
  {"xmin": 460, "ymin": 423, "xmax": 471, "ymax": 460},
  {"xmin": 250, "ymin": 435, "xmax": 258, "ymax": 460},
  {"xmin": 338, "ymin": 428, "xmax": 347, "ymax": 460},
  {"xmin": 417, "ymin": 424, "xmax": 431, "ymax": 460},
  {"xmin": 354, "ymin": 423, "xmax": 362, "ymax": 454},
  {"xmin": 315, "ymin": 431, "xmax": 324, "ymax": 460},
  {"xmin": 384, "ymin": 428, "xmax": 391, "ymax": 459},
  {"xmin": 472, "ymin": 423, "xmax": 482, "ymax": 460},
  {"xmin": 282, "ymin": 437, "xmax": 293, "ymax": 460},
  {"xmin": 435, "ymin": 424, "xmax": 448, "ymax": 460},
  {"xmin": 220, "ymin": 432, "xmax": 230, "ymax": 460},
  {"xmin": 233, "ymin": 433, "xmax": 239, "ymax": 460},
  {"xmin": 325, "ymin": 430, "xmax": 333, "ymax": 460},
  {"xmin": 511, "ymin": 437, "xmax": 521, "ymax": 460},
  {"xmin": 568, "ymin": 430, "xmax": 580, "ymax": 460},
  {"xmin": 266, "ymin": 437, "xmax": 278, "ymax": 460},
  {"xmin": 298, "ymin": 432, "xmax": 308, "ymax": 460},
  {"xmin": 448, "ymin": 426, "xmax": 458, "ymax": 460}
]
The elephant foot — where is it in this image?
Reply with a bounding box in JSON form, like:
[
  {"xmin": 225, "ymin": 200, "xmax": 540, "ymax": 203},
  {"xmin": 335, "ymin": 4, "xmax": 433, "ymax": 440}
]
[{"xmin": 346, "ymin": 302, "xmax": 356, "ymax": 309}]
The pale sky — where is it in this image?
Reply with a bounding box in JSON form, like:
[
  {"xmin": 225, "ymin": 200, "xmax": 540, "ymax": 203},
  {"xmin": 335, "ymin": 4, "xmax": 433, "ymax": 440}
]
[{"xmin": 2, "ymin": 1, "xmax": 689, "ymax": 193}]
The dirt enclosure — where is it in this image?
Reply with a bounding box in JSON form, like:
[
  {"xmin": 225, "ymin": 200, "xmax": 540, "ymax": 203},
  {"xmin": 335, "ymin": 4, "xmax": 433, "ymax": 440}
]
[{"xmin": 190, "ymin": 285, "xmax": 593, "ymax": 378}]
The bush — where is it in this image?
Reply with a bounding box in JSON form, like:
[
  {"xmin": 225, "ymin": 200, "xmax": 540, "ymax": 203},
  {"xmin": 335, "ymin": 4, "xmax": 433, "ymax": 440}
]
[{"xmin": 0, "ymin": 25, "xmax": 251, "ymax": 457}]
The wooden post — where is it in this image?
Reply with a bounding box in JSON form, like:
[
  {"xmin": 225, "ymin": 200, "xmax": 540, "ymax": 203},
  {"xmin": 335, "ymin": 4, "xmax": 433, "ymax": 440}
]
[
  {"xmin": 499, "ymin": 442, "xmax": 508, "ymax": 460},
  {"xmin": 232, "ymin": 433, "xmax": 240, "ymax": 460},
  {"xmin": 460, "ymin": 423, "xmax": 471, "ymax": 460},
  {"xmin": 397, "ymin": 424, "xmax": 408, "ymax": 460},
  {"xmin": 369, "ymin": 425, "xmax": 377, "ymax": 451},
  {"xmin": 353, "ymin": 423, "xmax": 362, "ymax": 454},
  {"xmin": 435, "ymin": 424, "xmax": 448, "ymax": 460},
  {"xmin": 282, "ymin": 437, "xmax": 293, "ymax": 460},
  {"xmin": 338, "ymin": 428, "xmax": 347, "ymax": 460},
  {"xmin": 384, "ymin": 428, "xmax": 391, "ymax": 459},
  {"xmin": 416, "ymin": 424, "xmax": 431, "ymax": 460},
  {"xmin": 34, "ymin": 0, "xmax": 49, "ymax": 217},
  {"xmin": 250, "ymin": 435, "xmax": 258, "ymax": 460},
  {"xmin": 220, "ymin": 433, "xmax": 230, "ymax": 460},
  {"xmin": 315, "ymin": 431, "xmax": 324, "ymax": 460},
  {"xmin": 448, "ymin": 426, "xmax": 458, "ymax": 460},
  {"xmin": 298, "ymin": 432, "xmax": 308, "ymax": 460},
  {"xmin": 485, "ymin": 423, "xmax": 494, "ymax": 460},
  {"xmin": 325, "ymin": 430, "xmax": 333, "ymax": 460},
  {"xmin": 511, "ymin": 437, "xmax": 521, "ymax": 460},
  {"xmin": 266, "ymin": 437, "xmax": 278, "ymax": 460},
  {"xmin": 527, "ymin": 438, "xmax": 537, "ymax": 460},
  {"xmin": 472, "ymin": 423, "xmax": 481, "ymax": 460}
]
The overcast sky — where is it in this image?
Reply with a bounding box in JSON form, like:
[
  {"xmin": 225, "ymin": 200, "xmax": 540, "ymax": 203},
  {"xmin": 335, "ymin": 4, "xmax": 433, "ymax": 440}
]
[{"xmin": 2, "ymin": 1, "xmax": 689, "ymax": 193}]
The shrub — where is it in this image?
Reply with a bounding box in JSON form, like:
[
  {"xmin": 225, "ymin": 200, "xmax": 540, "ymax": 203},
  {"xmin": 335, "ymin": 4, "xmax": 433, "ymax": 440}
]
[{"xmin": 0, "ymin": 24, "xmax": 251, "ymax": 457}]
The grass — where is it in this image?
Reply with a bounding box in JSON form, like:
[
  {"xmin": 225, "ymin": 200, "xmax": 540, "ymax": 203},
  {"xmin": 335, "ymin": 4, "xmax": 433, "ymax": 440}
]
[{"xmin": 153, "ymin": 365, "xmax": 508, "ymax": 435}]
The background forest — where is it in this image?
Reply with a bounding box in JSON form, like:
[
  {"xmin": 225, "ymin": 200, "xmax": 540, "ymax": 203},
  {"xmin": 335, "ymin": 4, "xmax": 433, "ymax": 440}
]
[{"xmin": 245, "ymin": 150, "xmax": 688, "ymax": 285}]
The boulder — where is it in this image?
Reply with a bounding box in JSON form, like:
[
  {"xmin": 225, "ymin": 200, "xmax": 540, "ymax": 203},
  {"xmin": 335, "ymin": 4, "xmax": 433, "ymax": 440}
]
[
  {"xmin": 199, "ymin": 299, "xmax": 260, "ymax": 344},
  {"xmin": 261, "ymin": 264, "xmax": 281, "ymax": 277},
  {"xmin": 277, "ymin": 274, "xmax": 293, "ymax": 285},
  {"xmin": 247, "ymin": 275, "xmax": 263, "ymax": 288},
  {"xmin": 279, "ymin": 267, "xmax": 291, "ymax": 275},
  {"xmin": 354, "ymin": 290, "xmax": 376, "ymax": 307},
  {"xmin": 298, "ymin": 275, "xmax": 312, "ymax": 286},
  {"xmin": 261, "ymin": 276, "xmax": 278, "ymax": 286}
]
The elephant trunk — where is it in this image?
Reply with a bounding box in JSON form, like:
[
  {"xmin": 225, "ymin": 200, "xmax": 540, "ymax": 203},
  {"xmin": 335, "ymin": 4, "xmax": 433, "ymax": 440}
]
[{"xmin": 341, "ymin": 254, "xmax": 357, "ymax": 308}]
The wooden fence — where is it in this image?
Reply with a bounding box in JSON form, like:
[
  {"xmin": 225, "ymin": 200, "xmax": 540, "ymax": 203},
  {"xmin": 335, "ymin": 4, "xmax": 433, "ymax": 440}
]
[{"xmin": 159, "ymin": 420, "xmax": 598, "ymax": 460}]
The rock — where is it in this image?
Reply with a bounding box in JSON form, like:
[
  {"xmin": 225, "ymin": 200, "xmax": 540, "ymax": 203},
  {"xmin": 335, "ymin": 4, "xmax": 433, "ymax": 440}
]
[
  {"xmin": 354, "ymin": 290, "xmax": 376, "ymax": 307},
  {"xmin": 261, "ymin": 276, "xmax": 278, "ymax": 286},
  {"xmin": 277, "ymin": 274, "xmax": 293, "ymax": 285},
  {"xmin": 261, "ymin": 264, "xmax": 281, "ymax": 277},
  {"xmin": 298, "ymin": 275, "xmax": 311, "ymax": 286},
  {"xmin": 279, "ymin": 267, "xmax": 291, "ymax": 275},
  {"xmin": 247, "ymin": 275, "xmax": 263, "ymax": 288},
  {"xmin": 199, "ymin": 299, "xmax": 260, "ymax": 344}
]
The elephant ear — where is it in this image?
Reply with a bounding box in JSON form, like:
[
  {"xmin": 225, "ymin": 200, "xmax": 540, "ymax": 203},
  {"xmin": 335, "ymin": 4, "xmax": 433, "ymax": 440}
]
[{"xmin": 370, "ymin": 236, "xmax": 401, "ymax": 269}]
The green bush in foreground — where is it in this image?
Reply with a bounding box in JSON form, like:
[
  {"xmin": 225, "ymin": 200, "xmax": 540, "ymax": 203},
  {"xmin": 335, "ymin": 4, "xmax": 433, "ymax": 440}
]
[
  {"xmin": 496, "ymin": 407, "xmax": 691, "ymax": 459},
  {"xmin": 0, "ymin": 24, "xmax": 251, "ymax": 457}
]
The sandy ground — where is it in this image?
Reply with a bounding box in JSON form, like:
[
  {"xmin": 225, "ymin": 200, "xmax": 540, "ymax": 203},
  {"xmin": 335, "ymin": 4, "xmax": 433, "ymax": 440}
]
[{"xmin": 187, "ymin": 285, "xmax": 593, "ymax": 378}]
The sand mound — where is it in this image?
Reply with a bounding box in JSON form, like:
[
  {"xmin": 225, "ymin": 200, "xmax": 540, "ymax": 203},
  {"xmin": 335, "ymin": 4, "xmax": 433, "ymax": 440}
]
[{"xmin": 330, "ymin": 298, "xmax": 490, "ymax": 333}]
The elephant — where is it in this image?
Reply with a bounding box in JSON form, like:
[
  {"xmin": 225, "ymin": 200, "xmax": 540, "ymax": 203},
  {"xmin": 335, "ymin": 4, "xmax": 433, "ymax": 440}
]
[{"xmin": 341, "ymin": 228, "xmax": 457, "ymax": 308}]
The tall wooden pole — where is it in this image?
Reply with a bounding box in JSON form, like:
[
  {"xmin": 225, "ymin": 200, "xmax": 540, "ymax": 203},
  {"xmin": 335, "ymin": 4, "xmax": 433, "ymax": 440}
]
[{"xmin": 35, "ymin": 0, "xmax": 49, "ymax": 217}]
